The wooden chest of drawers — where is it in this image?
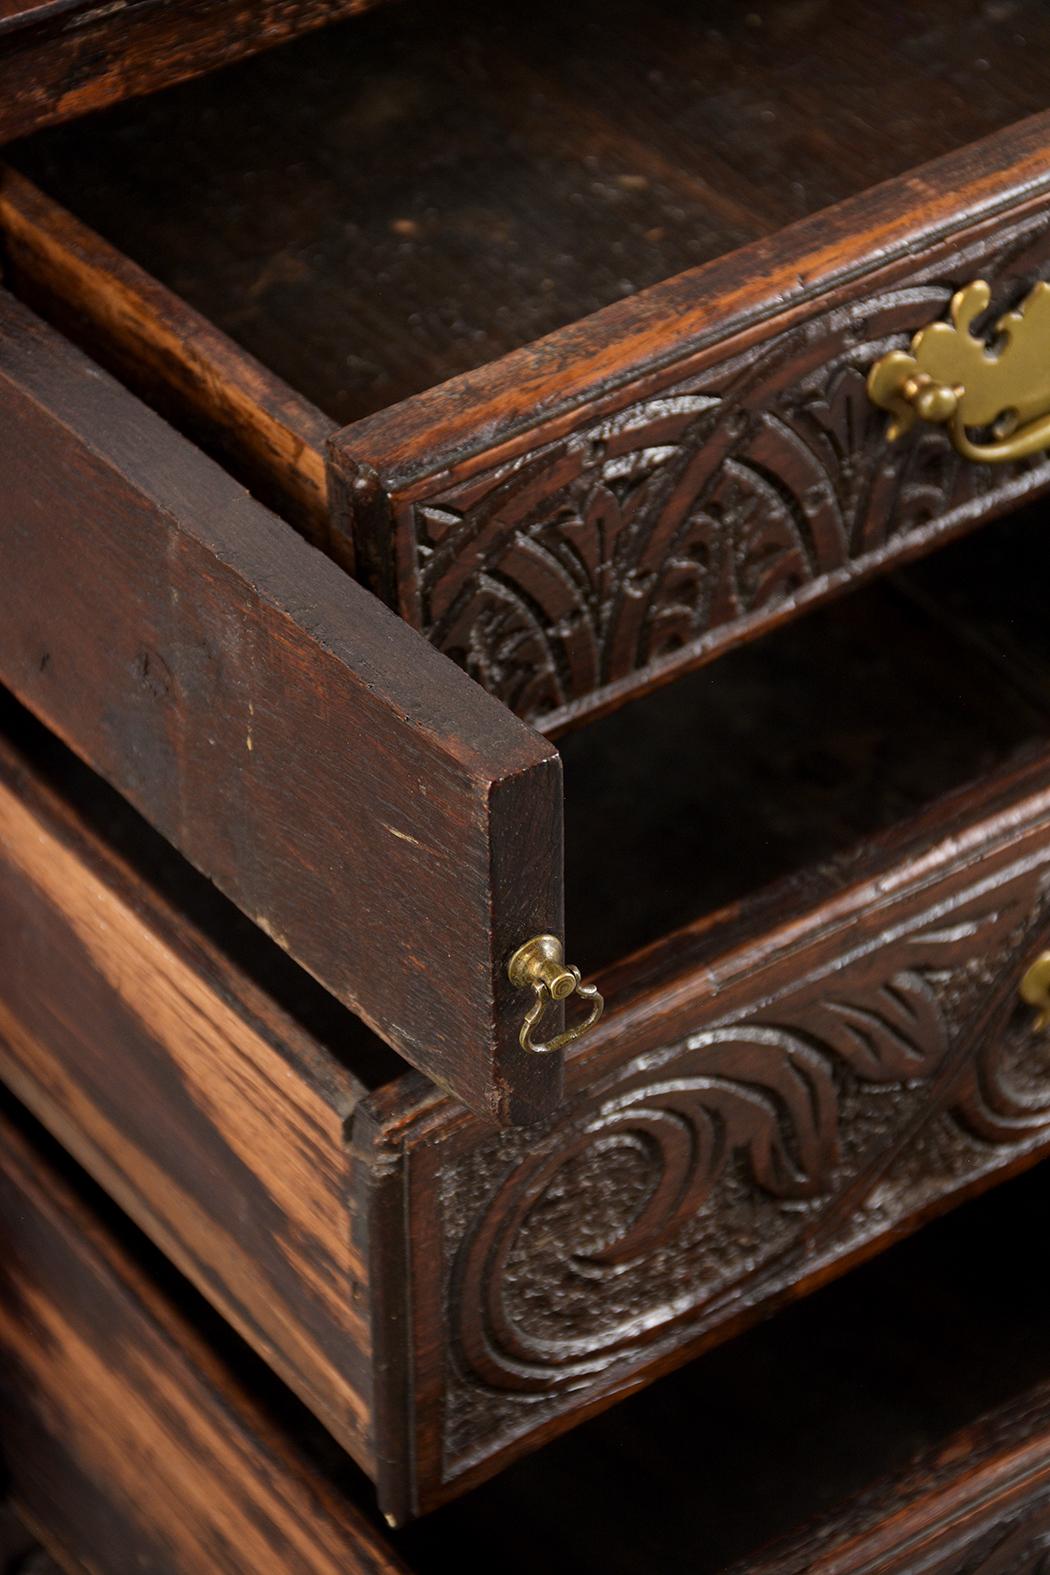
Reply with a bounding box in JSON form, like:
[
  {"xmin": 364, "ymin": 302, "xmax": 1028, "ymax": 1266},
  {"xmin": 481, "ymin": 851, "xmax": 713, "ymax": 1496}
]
[
  {"xmin": 6, "ymin": 1, "xmax": 1050, "ymax": 1128},
  {"xmin": 5, "ymin": 0, "xmax": 1050, "ymax": 1555}
]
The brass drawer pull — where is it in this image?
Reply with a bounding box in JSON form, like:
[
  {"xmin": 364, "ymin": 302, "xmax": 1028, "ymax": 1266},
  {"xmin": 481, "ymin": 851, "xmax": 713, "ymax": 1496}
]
[
  {"xmin": 508, "ymin": 934, "xmax": 604, "ymax": 1055},
  {"xmin": 1020, "ymin": 951, "xmax": 1050, "ymax": 1030},
  {"xmin": 867, "ymin": 279, "xmax": 1050, "ymax": 464}
]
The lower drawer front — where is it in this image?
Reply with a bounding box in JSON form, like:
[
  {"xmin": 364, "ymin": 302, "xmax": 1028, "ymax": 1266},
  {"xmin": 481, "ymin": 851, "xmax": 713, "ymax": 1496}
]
[
  {"xmin": 6, "ymin": 701, "xmax": 1050, "ymax": 1520},
  {"xmin": 380, "ymin": 751, "xmax": 1050, "ymax": 1514},
  {"xmin": 0, "ymin": 1099, "xmax": 404, "ymax": 1575}
]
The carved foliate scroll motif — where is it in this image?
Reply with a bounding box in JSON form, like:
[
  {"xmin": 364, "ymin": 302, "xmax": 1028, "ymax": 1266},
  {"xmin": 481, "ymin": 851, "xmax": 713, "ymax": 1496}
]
[
  {"xmin": 439, "ymin": 865, "xmax": 1050, "ymax": 1469},
  {"xmin": 407, "ymin": 225, "xmax": 1050, "ymax": 722}
]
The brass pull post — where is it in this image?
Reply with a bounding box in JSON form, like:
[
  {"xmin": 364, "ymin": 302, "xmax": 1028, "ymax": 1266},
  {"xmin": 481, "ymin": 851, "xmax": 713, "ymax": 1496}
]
[{"xmin": 508, "ymin": 934, "xmax": 603, "ymax": 1055}]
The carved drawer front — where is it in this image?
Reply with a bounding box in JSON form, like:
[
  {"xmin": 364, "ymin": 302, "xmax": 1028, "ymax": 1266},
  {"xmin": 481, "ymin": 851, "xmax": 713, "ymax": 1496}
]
[
  {"xmin": 338, "ymin": 165, "xmax": 1050, "ymax": 734},
  {"xmin": 367, "ymin": 756, "xmax": 1050, "ymax": 1516},
  {"xmin": 5, "ymin": 25, "xmax": 1050, "ymax": 730}
]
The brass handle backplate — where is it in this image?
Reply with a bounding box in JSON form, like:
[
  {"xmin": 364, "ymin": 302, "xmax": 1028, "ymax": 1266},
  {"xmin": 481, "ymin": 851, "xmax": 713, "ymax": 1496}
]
[
  {"xmin": 1020, "ymin": 951, "xmax": 1050, "ymax": 1031},
  {"xmin": 508, "ymin": 934, "xmax": 603, "ymax": 1055},
  {"xmin": 867, "ymin": 278, "xmax": 1050, "ymax": 464}
]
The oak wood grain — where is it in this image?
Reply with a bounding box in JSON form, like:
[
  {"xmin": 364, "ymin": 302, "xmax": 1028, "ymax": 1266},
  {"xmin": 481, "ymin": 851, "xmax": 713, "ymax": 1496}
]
[
  {"xmin": 0, "ymin": 1099, "xmax": 408, "ymax": 1575},
  {"xmin": 14, "ymin": 14, "xmax": 1050, "ymax": 728},
  {"xmin": 331, "ymin": 113, "xmax": 1050, "ymax": 732},
  {"xmin": 398, "ymin": 1162, "xmax": 1050, "ymax": 1574},
  {"xmin": 9, "ymin": 1116, "xmax": 1050, "ymax": 1573},
  {"xmin": 0, "ymin": 708, "xmax": 381, "ymax": 1469},
  {"xmin": 367, "ymin": 730, "xmax": 1050, "ymax": 1513},
  {"xmin": 11, "ymin": 504, "xmax": 1050, "ymax": 1516},
  {"xmin": 15, "ymin": 0, "xmax": 1050, "ymax": 433},
  {"xmin": 0, "ymin": 288, "xmax": 563, "ymax": 1124},
  {"xmin": 332, "ymin": 113, "xmax": 1050, "ymax": 493},
  {"xmin": 0, "ymin": 0, "xmax": 385, "ymax": 144}
]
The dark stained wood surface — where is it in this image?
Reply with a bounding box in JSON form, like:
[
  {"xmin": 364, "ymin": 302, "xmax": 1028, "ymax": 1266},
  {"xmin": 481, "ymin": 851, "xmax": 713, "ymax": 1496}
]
[
  {"xmin": 10, "ymin": 500, "xmax": 1050, "ymax": 1516},
  {"xmin": 391, "ymin": 1164, "xmax": 1050, "ymax": 1574},
  {"xmin": 730, "ymin": 1388, "xmax": 1050, "ymax": 1574},
  {"xmin": 12, "ymin": 2, "xmax": 1050, "ymax": 733},
  {"xmin": 0, "ymin": 1098, "xmax": 409, "ymax": 1575},
  {"xmin": 13, "ymin": 12, "xmax": 1050, "ymax": 730},
  {"xmin": 0, "ymin": 0, "xmax": 385, "ymax": 144},
  {"xmin": 0, "ymin": 697, "xmax": 391, "ymax": 1472},
  {"xmin": 13, "ymin": 0, "xmax": 1050, "ymax": 428},
  {"xmin": 562, "ymin": 548, "xmax": 1050, "ymax": 972},
  {"xmin": 7, "ymin": 1089, "xmax": 1050, "ymax": 1574},
  {"xmin": 0, "ymin": 289, "xmax": 563, "ymax": 1125},
  {"xmin": 0, "ymin": 168, "xmax": 336, "ymax": 547},
  {"xmin": 0, "ymin": 1498, "xmax": 54, "ymax": 1574},
  {"xmin": 374, "ymin": 731, "xmax": 1050, "ymax": 1512},
  {"xmin": 356, "ymin": 505, "xmax": 1050, "ymax": 1510}
]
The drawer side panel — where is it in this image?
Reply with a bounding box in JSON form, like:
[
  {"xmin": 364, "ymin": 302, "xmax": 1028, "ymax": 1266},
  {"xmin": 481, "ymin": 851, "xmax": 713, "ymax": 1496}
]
[
  {"xmin": 0, "ymin": 1099, "xmax": 406, "ymax": 1575},
  {"xmin": 0, "ymin": 724, "xmax": 375, "ymax": 1467},
  {"xmin": 0, "ymin": 289, "xmax": 563, "ymax": 1123}
]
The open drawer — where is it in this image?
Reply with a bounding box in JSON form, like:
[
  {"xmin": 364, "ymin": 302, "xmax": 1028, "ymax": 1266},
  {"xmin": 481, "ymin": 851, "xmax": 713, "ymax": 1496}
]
[
  {"xmin": 5, "ymin": 0, "xmax": 1050, "ymax": 731},
  {"xmin": 7, "ymin": 492, "xmax": 1050, "ymax": 1518}
]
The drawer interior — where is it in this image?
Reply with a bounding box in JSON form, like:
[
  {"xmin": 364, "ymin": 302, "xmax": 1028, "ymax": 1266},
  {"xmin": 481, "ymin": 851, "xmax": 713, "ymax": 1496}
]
[
  {"xmin": 7, "ymin": 0, "xmax": 1050, "ymax": 427},
  {"xmin": 565, "ymin": 504, "xmax": 1050, "ymax": 972}
]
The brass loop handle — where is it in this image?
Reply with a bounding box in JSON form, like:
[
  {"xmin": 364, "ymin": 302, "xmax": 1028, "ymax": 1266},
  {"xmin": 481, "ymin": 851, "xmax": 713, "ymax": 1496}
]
[
  {"xmin": 1020, "ymin": 951, "xmax": 1050, "ymax": 1032},
  {"xmin": 867, "ymin": 278, "xmax": 1050, "ymax": 464},
  {"xmin": 508, "ymin": 934, "xmax": 604, "ymax": 1055}
]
